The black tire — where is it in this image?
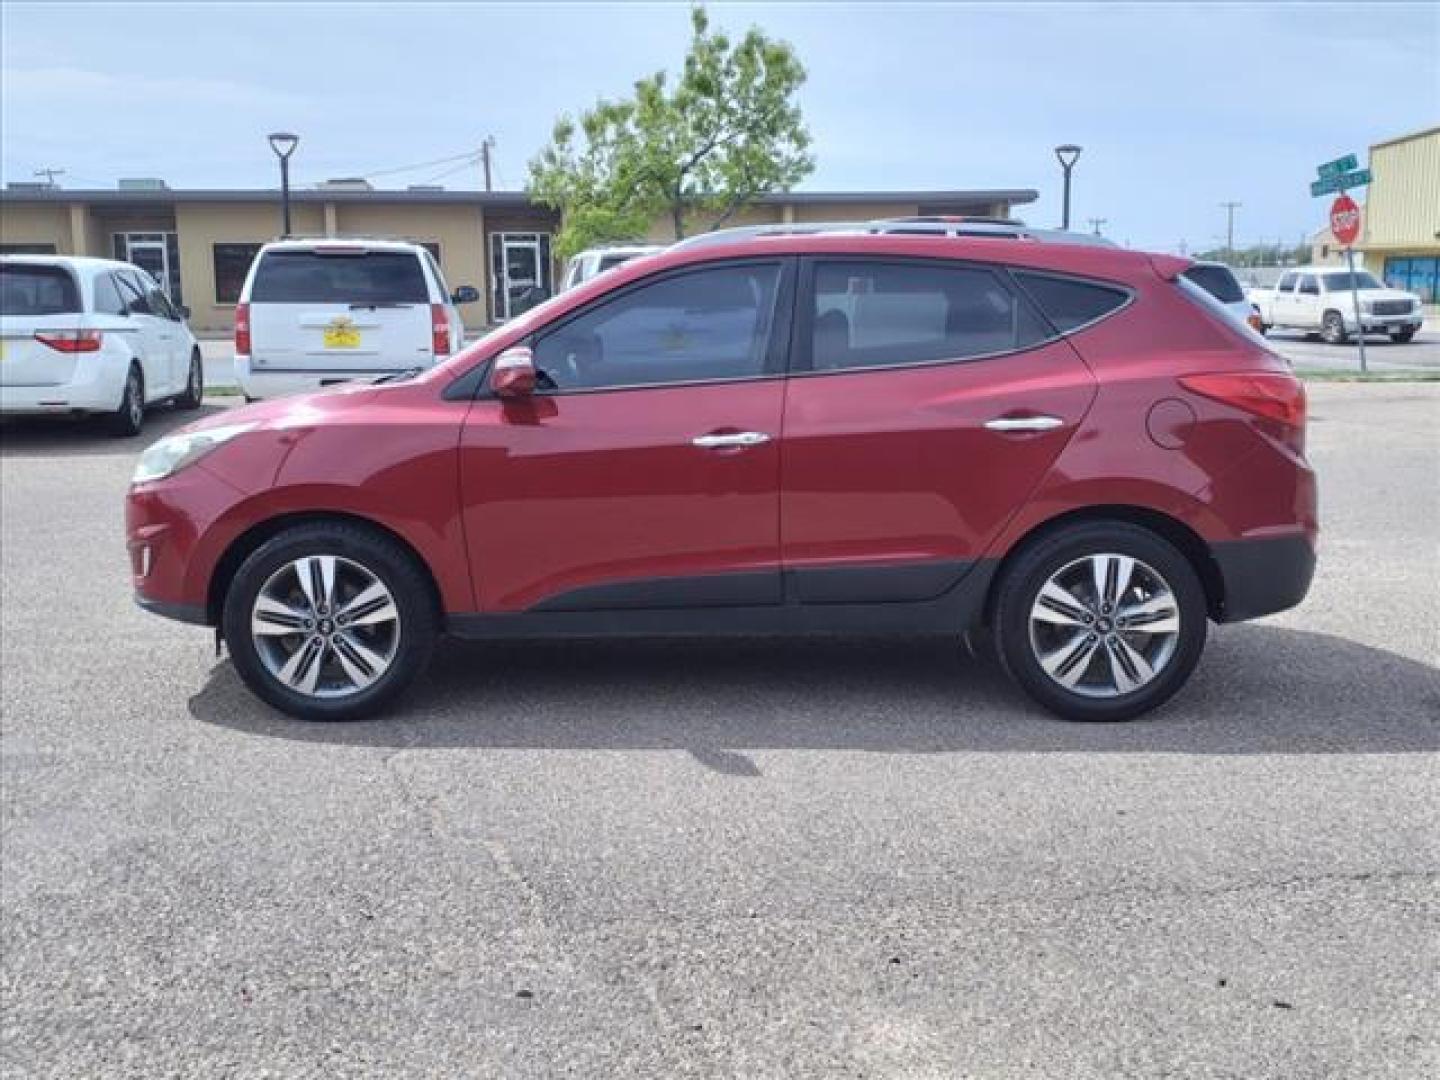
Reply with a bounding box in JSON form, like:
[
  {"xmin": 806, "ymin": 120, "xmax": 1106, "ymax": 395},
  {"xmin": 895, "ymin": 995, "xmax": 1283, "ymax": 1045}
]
[
  {"xmin": 992, "ymin": 521, "xmax": 1208, "ymax": 722},
  {"xmin": 1321, "ymin": 310, "xmax": 1348, "ymax": 345},
  {"xmin": 222, "ymin": 522, "xmax": 439, "ymax": 721},
  {"xmin": 1389, "ymin": 328, "xmax": 1417, "ymax": 344},
  {"xmin": 109, "ymin": 365, "xmax": 145, "ymax": 437},
  {"xmin": 177, "ymin": 349, "xmax": 204, "ymax": 409}
]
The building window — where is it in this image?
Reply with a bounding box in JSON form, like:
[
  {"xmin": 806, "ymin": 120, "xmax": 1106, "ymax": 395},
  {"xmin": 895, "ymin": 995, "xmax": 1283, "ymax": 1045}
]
[{"xmin": 213, "ymin": 243, "xmax": 262, "ymax": 304}]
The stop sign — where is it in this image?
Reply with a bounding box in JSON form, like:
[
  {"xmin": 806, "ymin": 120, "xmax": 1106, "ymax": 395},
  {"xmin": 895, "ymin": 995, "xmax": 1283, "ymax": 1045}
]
[{"xmin": 1330, "ymin": 193, "xmax": 1361, "ymax": 247}]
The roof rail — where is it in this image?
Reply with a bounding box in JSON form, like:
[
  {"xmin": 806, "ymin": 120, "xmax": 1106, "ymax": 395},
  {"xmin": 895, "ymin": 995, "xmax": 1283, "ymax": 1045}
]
[{"xmin": 670, "ymin": 217, "xmax": 1116, "ymax": 251}]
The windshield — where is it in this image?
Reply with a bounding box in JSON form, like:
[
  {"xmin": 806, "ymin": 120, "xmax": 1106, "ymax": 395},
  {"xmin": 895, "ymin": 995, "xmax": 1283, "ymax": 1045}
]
[{"xmin": 1322, "ymin": 272, "xmax": 1383, "ymax": 292}]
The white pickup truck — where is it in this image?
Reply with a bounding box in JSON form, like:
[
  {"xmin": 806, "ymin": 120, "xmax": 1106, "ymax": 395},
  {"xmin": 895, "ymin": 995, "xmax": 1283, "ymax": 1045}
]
[{"xmin": 1250, "ymin": 267, "xmax": 1423, "ymax": 344}]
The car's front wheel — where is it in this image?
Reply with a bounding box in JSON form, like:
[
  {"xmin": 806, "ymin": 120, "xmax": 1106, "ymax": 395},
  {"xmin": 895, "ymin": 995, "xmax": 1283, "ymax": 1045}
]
[
  {"xmin": 992, "ymin": 522, "xmax": 1207, "ymax": 722},
  {"xmin": 177, "ymin": 349, "xmax": 204, "ymax": 409},
  {"xmin": 1389, "ymin": 328, "xmax": 1417, "ymax": 344},
  {"xmin": 222, "ymin": 522, "xmax": 438, "ymax": 720}
]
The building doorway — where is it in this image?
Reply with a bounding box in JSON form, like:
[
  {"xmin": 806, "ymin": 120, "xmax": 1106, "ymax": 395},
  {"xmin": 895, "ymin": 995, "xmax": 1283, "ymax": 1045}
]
[
  {"xmin": 114, "ymin": 232, "xmax": 181, "ymax": 303},
  {"xmin": 489, "ymin": 232, "xmax": 552, "ymax": 322}
]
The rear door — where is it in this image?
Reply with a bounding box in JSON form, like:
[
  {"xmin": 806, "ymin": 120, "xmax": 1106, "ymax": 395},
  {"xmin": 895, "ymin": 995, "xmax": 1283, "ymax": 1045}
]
[
  {"xmin": 0, "ymin": 262, "xmax": 84, "ymax": 388},
  {"xmin": 247, "ymin": 248, "xmax": 434, "ymax": 375},
  {"xmin": 779, "ymin": 258, "xmax": 1098, "ymax": 602}
]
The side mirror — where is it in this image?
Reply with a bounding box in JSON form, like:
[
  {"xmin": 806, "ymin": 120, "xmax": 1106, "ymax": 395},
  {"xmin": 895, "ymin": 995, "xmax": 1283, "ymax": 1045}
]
[
  {"xmin": 489, "ymin": 345, "xmax": 536, "ymax": 399},
  {"xmin": 451, "ymin": 285, "xmax": 480, "ymax": 305}
]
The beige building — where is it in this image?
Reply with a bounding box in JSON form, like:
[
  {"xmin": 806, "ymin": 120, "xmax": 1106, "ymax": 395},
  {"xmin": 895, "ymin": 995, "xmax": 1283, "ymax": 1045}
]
[
  {"xmin": 1360, "ymin": 125, "xmax": 1439, "ymax": 302},
  {"xmin": 0, "ymin": 184, "xmax": 1036, "ymax": 332}
]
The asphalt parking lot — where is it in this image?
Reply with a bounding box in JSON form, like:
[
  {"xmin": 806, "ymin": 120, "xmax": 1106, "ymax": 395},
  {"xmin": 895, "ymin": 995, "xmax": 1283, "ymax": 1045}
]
[{"xmin": 2, "ymin": 385, "xmax": 1437, "ymax": 1077}]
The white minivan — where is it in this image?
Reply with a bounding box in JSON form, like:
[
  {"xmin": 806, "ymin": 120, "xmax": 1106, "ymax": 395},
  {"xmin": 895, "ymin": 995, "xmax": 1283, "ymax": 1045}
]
[
  {"xmin": 1, "ymin": 256, "xmax": 203, "ymax": 435},
  {"xmin": 234, "ymin": 239, "xmax": 478, "ymax": 399}
]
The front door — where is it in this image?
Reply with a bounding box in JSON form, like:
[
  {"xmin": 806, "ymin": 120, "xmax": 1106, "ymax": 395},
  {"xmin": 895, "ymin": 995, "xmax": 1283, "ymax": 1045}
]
[
  {"xmin": 117, "ymin": 234, "xmax": 177, "ymax": 300},
  {"xmin": 458, "ymin": 259, "xmax": 791, "ymax": 613},
  {"xmin": 779, "ymin": 257, "xmax": 1097, "ymax": 601}
]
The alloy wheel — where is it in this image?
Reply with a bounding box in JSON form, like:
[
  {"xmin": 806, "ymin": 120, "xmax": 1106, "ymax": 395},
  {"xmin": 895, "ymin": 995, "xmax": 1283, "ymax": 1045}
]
[
  {"xmin": 1027, "ymin": 553, "xmax": 1181, "ymax": 698},
  {"xmin": 250, "ymin": 555, "xmax": 401, "ymax": 698}
]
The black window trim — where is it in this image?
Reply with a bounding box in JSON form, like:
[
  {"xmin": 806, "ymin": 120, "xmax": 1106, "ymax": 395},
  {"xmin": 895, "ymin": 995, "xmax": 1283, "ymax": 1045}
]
[
  {"xmin": 790, "ymin": 254, "xmax": 1124, "ymax": 379},
  {"xmin": 481, "ymin": 256, "xmax": 799, "ymax": 400}
]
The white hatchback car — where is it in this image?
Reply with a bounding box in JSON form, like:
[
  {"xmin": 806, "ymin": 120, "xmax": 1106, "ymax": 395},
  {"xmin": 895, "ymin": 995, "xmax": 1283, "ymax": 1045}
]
[
  {"xmin": 560, "ymin": 244, "xmax": 663, "ymax": 291},
  {"xmin": 0, "ymin": 256, "xmax": 203, "ymax": 435},
  {"xmin": 235, "ymin": 239, "xmax": 477, "ymax": 400}
]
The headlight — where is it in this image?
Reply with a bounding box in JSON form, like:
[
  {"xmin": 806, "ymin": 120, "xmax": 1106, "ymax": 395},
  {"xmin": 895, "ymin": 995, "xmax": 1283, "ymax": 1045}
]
[{"xmin": 132, "ymin": 423, "xmax": 255, "ymax": 484}]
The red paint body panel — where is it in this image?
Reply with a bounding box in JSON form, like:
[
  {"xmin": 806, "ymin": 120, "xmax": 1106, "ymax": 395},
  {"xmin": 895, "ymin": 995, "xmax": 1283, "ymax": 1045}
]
[
  {"xmin": 126, "ymin": 230, "xmax": 1317, "ymax": 630},
  {"xmin": 780, "ymin": 338, "xmax": 1095, "ymax": 568},
  {"xmin": 458, "ymin": 381, "xmax": 783, "ymax": 611}
]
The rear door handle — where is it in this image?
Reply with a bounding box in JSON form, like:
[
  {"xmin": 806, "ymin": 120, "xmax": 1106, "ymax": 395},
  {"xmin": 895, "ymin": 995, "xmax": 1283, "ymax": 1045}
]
[
  {"xmin": 692, "ymin": 431, "xmax": 771, "ymax": 449},
  {"xmin": 984, "ymin": 415, "xmax": 1064, "ymax": 433}
]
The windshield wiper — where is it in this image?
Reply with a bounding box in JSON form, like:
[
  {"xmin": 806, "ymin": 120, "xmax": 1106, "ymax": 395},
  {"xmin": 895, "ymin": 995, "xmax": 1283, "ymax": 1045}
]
[{"xmin": 372, "ymin": 367, "xmax": 424, "ymax": 385}]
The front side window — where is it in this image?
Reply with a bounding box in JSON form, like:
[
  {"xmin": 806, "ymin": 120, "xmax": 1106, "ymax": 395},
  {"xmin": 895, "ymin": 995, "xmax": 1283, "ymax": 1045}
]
[
  {"xmin": 0, "ymin": 264, "xmax": 80, "ymax": 315},
  {"xmin": 809, "ymin": 260, "xmax": 1046, "ymax": 371},
  {"xmin": 532, "ymin": 263, "xmax": 781, "ymax": 392},
  {"xmin": 249, "ymin": 251, "xmax": 429, "ymax": 304},
  {"xmin": 117, "ymin": 272, "xmax": 153, "ymax": 315}
]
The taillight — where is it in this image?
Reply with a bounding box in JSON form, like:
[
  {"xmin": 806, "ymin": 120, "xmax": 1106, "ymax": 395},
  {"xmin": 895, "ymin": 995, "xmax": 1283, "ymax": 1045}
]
[
  {"xmin": 430, "ymin": 303, "xmax": 450, "ymax": 356},
  {"xmin": 234, "ymin": 302, "xmax": 251, "ymax": 356},
  {"xmin": 1247, "ymin": 311, "xmax": 1264, "ymax": 333},
  {"xmin": 1180, "ymin": 372, "xmax": 1306, "ymax": 429},
  {"xmin": 34, "ymin": 329, "xmax": 103, "ymax": 353}
]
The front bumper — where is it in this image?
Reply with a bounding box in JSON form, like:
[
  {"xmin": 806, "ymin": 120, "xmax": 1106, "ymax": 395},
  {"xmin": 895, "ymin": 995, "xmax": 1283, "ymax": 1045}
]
[
  {"xmin": 1352, "ymin": 313, "xmax": 1422, "ymax": 334},
  {"xmin": 1210, "ymin": 533, "xmax": 1316, "ymax": 623}
]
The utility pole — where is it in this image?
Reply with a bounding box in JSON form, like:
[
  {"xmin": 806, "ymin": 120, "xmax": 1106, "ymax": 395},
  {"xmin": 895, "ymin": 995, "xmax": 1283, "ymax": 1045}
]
[
  {"xmin": 1086, "ymin": 217, "xmax": 1107, "ymax": 236},
  {"xmin": 33, "ymin": 167, "xmax": 65, "ymax": 189},
  {"xmin": 480, "ymin": 136, "xmax": 495, "ymax": 192},
  {"xmin": 1220, "ymin": 201, "xmax": 1242, "ymax": 260}
]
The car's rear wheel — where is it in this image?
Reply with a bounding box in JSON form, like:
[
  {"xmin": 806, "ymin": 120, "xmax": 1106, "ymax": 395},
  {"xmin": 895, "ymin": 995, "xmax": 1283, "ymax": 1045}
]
[
  {"xmin": 177, "ymin": 349, "xmax": 204, "ymax": 409},
  {"xmin": 109, "ymin": 365, "xmax": 144, "ymax": 437},
  {"xmin": 1321, "ymin": 310, "xmax": 1349, "ymax": 344},
  {"xmin": 1389, "ymin": 328, "xmax": 1417, "ymax": 344},
  {"xmin": 993, "ymin": 522, "xmax": 1207, "ymax": 722},
  {"xmin": 222, "ymin": 522, "xmax": 438, "ymax": 720}
]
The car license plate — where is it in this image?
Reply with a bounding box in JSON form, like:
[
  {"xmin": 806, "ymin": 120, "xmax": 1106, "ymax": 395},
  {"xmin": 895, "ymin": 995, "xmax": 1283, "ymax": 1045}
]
[{"xmin": 323, "ymin": 326, "xmax": 361, "ymax": 349}]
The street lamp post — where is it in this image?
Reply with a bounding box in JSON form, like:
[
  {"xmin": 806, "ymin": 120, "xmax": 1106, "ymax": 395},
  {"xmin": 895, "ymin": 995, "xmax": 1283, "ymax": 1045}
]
[
  {"xmin": 267, "ymin": 132, "xmax": 299, "ymax": 237},
  {"xmin": 1054, "ymin": 144, "xmax": 1083, "ymax": 231}
]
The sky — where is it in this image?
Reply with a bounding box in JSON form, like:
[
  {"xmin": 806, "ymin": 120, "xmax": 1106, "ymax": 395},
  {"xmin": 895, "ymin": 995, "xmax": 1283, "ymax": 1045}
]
[{"xmin": 2, "ymin": 1, "xmax": 1436, "ymax": 253}]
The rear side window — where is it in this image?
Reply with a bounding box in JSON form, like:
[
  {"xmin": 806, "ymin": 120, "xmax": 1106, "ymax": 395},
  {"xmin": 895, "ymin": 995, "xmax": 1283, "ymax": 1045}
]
[
  {"xmin": 249, "ymin": 251, "xmax": 429, "ymax": 304},
  {"xmin": 1013, "ymin": 272, "xmax": 1130, "ymax": 333},
  {"xmin": 809, "ymin": 260, "xmax": 1047, "ymax": 371},
  {"xmin": 0, "ymin": 265, "xmax": 81, "ymax": 315},
  {"xmin": 1182, "ymin": 265, "xmax": 1245, "ymax": 304},
  {"xmin": 1298, "ymin": 276, "xmax": 1319, "ymax": 296},
  {"xmin": 92, "ymin": 273, "xmax": 127, "ymax": 316},
  {"xmin": 1277, "ymin": 272, "xmax": 1298, "ymax": 292}
]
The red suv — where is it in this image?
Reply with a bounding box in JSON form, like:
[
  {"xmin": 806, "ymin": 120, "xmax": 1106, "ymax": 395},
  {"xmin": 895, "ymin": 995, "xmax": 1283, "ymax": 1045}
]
[{"xmin": 127, "ymin": 224, "xmax": 1316, "ymax": 722}]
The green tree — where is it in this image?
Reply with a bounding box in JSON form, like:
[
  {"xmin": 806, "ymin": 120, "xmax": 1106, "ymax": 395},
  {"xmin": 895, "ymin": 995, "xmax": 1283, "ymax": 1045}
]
[{"xmin": 529, "ymin": 6, "xmax": 814, "ymax": 257}]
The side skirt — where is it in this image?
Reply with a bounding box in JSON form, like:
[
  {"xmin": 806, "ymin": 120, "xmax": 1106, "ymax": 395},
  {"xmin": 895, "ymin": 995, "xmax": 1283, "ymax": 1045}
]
[{"xmin": 447, "ymin": 561, "xmax": 998, "ymax": 641}]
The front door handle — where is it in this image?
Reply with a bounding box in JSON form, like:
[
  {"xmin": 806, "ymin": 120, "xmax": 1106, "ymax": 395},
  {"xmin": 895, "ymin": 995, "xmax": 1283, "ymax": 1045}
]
[
  {"xmin": 984, "ymin": 414, "xmax": 1064, "ymax": 433},
  {"xmin": 692, "ymin": 431, "xmax": 771, "ymax": 449}
]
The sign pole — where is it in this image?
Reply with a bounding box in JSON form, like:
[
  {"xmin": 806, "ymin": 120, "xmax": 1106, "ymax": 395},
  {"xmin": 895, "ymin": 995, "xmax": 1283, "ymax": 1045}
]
[{"xmin": 1346, "ymin": 244, "xmax": 1367, "ymax": 373}]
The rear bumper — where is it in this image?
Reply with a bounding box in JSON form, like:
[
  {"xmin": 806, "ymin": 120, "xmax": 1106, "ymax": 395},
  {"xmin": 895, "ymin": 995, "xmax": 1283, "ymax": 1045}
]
[
  {"xmin": 1210, "ymin": 533, "xmax": 1316, "ymax": 623},
  {"xmin": 0, "ymin": 356, "xmax": 129, "ymax": 414},
  {"xmin": 235, "ymin": 356, "xmax": 418, "ymax": 400}
]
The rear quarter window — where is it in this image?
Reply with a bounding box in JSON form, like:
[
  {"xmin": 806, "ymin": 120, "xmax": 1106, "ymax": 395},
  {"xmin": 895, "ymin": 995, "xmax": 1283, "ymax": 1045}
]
[
  {"xmin": 0, "ymin": 264, "xmax": 82, "ymax": 316},
  {"xmin": 1013, "ymin": 271, "xmax": 1130, "ymax": 332},
  {"xmin": 1182, "ymin": 265, "xmax": 1245, "ymax": 304},
  {"xmin": 249, "ymin": 251, "xmax": 429, "ymax": 304}
]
